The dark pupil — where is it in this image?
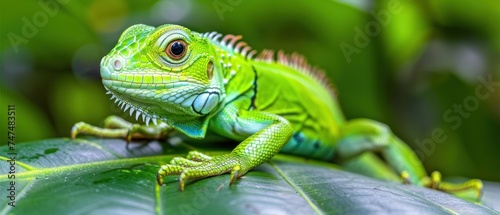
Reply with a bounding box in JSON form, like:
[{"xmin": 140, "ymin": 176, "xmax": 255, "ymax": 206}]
[{"xmin": 171, "ymin": 41, "xmax": 184, "ymax": 56}]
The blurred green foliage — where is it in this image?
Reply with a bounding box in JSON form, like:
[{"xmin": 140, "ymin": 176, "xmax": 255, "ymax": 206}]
[{"xmin": 1, "ymin": 0, "xmax": 499, "ymax": 180}]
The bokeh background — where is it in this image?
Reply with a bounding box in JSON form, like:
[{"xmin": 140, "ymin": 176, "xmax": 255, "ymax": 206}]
[{"xmin": 1, "ymin": 0, "xmax": 499, "ymax": 181}]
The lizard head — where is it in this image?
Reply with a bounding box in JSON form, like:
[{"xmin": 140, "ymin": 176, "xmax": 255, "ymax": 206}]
[{"xmin": 100, "ymin": 24, "xmax": 225, "ymax": 138}]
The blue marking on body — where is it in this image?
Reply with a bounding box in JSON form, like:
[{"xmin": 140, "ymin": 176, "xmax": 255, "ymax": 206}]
[{"xmin": 280, "ymin": 131, "xmax": 335, "ymax": 160}]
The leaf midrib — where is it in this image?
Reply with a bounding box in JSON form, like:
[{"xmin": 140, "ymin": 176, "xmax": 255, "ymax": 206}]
[{"xmin": 269, "ymin": 160, "xmax": 325, "ymax": 215}]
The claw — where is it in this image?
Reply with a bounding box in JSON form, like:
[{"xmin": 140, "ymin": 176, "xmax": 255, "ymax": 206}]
[
  {"xmin": 157, "ymin": 173, "xmax": 164, "ymax": 186},
  {"xmin": 126, "ymin": 124, "xmax": 139, "ymax": 143},
  {"xmin": 70, "ymin": 122, "xmax": 83, "ymax": 139},
  {"xmin": 179, "ymin": 172, "xmax": 186, "ymax": 192},
  {"xmin": 70, "ymin": 126, "xmax": 77, "ymax": 139},
  {"xmin": 230, "ymin": 165, "xmax": 241, "ymax": 185},
  {"xmin": 126, "ymin": 129, "xmax": 133, "ymax": 143},
  {"xmin": 401, "ymin": 171, "xmax": 411, "ymax": 184},
  {"xmin": 431, "ymin": 171, "xmax": 441, "ymax": 189},
  {"xmin": 475, "ymin": 180, "xmax": 483, "ymax": 200}
]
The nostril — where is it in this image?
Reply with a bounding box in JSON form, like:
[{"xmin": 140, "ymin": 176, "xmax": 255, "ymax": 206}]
[{"xmin": 112, "ymin": 58, "xmax": 124, "ymax": 71}]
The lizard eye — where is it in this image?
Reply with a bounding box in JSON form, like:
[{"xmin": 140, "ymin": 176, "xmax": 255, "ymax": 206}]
[{"xmin": 166, "ymin": 40, "xmax": 187, "ymax": 60}]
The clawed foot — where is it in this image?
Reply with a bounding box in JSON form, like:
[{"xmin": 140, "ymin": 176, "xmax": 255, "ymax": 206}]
[
  {"xmin": 71, "ymin": 115, "xmax": 172, "ymax": 141},
  {"xmin": 401, "ymin": 170, "xmax": 483, "ymax": 201},
  {"xmin": 156, "ymin": 151, "xmax": 246, "ymax": 191}
]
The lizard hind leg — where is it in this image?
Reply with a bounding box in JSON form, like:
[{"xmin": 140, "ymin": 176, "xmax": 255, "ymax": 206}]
[
  {"xmin": 338, "ymin": 118, "xmax": 483, "ymax": 201},
  {"xmin": 386, "ymin": 136, "xmax": 483, "ymax": 201}
]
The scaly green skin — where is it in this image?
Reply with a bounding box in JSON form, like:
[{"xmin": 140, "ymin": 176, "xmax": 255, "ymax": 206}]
[{"xmin": 72, "ymin": 24, "xmax": 482, "ymax": 199}]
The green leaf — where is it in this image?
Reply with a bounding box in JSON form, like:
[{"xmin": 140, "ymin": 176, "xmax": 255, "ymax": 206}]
[{"xmin": 1, "ymin": 138, "xmax": 498, "ymax": 215}]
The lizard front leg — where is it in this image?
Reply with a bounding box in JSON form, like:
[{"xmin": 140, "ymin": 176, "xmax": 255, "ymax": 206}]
[
  {"xmin": 156, "ymin": 110, "xmax": 293, "ymax": 191},
  {"xmin": 71, "ymin": 115, "xmax": 173, "ymax": 141}
]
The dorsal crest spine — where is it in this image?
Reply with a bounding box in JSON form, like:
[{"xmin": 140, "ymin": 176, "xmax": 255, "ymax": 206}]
[{"xmin": 202, "ymin": 31, "xmax": 336, "ymax": 96}]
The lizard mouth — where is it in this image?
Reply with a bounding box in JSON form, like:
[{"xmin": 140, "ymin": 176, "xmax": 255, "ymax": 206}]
[
  {"xmin": 104, "ymin": 85, "xmax": 221, "ymax": 126},
  {"xmin": 105, "ymin": 86, "xmax": 162, "ymax": 126}
]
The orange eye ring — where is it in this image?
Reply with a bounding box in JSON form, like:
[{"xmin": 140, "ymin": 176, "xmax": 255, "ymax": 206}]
[{"xmin": 166, "ymin": 39, "xmax": 187, "ymax": 60}]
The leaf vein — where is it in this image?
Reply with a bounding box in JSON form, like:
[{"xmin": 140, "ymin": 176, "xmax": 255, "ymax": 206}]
[{"xmin": 268, "ymin": 160, "xmax": 325, "ymax": 215}]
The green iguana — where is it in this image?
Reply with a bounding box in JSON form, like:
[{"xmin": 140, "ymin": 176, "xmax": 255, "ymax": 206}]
[{"xmin": 71, "ymin": 24, "xmax": 482, "ymax": 200}]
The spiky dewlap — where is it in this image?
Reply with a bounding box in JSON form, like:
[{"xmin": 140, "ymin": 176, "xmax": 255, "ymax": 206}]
[{"xmin": 106, "ymin": 87, "xmax": 160, "ymax": 126}]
